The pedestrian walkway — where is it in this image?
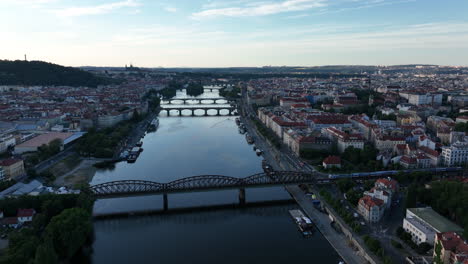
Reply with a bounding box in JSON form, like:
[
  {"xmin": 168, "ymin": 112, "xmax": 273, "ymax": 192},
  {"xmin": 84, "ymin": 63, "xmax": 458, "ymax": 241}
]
[{"xmin": 287, "ymin": 185, "xmax": 367, "ymax": 264}]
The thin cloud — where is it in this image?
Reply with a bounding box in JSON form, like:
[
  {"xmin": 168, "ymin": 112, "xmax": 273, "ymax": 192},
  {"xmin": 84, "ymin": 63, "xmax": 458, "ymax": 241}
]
[
  {"xmin": 52, "ymin": 0, "xmax": 140, "ymax": 17},
  {"xmin": 164, "ymin": 6, "xmax": 177, "ymax": 13},
  {"xmin": 191, "ymin": 0, "xmax": 327, "ymax": 19}
]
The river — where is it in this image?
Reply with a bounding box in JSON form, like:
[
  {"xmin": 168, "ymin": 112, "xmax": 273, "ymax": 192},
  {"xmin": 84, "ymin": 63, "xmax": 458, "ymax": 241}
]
[{"xmin": 90, "ymin": 89, "xmax": 342, "ymax": 264}]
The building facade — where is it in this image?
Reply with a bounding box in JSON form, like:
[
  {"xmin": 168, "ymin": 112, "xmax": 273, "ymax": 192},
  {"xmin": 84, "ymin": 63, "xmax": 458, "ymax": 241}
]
[{"xmin": 0, "ymin": 158, "xmax": 25, "ymax": 180}]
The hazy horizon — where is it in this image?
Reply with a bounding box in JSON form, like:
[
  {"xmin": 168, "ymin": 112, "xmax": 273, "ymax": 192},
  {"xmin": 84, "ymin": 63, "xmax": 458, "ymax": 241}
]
[{"xmin": 1, "ymin": 0, "xmax": 468, "ymax": 67}]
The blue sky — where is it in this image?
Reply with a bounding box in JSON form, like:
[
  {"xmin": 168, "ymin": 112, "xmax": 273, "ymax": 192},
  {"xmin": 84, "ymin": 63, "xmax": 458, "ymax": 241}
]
[{"xmin": 1, "ymin": 0, "xmax": 467, "ymax": 67}]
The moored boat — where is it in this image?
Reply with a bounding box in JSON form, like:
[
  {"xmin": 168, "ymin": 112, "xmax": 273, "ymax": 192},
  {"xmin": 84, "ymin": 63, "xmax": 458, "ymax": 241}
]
[{"xmin": 245, "ymin": 134, "xmax": 254, "ymax": 144}]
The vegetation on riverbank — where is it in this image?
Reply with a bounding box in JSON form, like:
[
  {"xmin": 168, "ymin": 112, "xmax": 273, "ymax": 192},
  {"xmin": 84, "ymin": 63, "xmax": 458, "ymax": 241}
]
[
  {"xmin": 319, "ymin": 189, "xmax": 362, "ymax": 233},
  {"xmin": 186, "ymin": 82, "xmax": 204, "ymax": 96},
  {"xmin": 75, "ymin": 115, "xmax": 144, "ymax": 158},
  {"xmin": 219, "ymin": 86, "xmax": 241, "ymax": 98},
  {"xmin": 250, "ymin": 118, "xmax": 281, "ymax": 148},
  {"xmin": 158, "ymin": 81, "xmax": 183, "ymax": 99},
  {"xmin": 362, "ymin": 235, "xmax": 394, "ymax": 264},
  {"xmin": 0, "ymin": 192, "xmax": 95, "ymax": 264}
]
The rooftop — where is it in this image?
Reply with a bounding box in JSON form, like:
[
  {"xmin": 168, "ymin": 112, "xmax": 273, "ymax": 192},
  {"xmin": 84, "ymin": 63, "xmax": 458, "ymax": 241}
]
[
  {"xmin": 408, "ymin": 207, "xmax": 464, "ymax": 233},
  {"xmin": 15, "ymin": 132, "xmax": 74, "ymax": 148}
]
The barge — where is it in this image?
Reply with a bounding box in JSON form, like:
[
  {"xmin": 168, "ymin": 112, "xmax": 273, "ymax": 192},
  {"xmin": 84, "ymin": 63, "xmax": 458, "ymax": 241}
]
[{"xmin": 289, "ymin": 209, "xmax": 314, "ymax": 236}]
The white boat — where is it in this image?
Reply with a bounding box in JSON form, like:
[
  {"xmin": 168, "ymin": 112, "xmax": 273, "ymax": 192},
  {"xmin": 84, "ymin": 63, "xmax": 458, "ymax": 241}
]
[{"xmin": 149, "ymin": 118, "xmax": 159, "ymax": 131}]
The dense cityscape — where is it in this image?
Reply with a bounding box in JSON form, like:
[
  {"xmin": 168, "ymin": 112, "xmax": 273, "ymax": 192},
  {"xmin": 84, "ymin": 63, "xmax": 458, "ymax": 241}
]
[
  {"xmin": 0, "ymin": 62, "xmax": 466, "ymax": 264},
  {"xmin": 1, "ymin": 0, "xmax": 468, "ymax": 263}
]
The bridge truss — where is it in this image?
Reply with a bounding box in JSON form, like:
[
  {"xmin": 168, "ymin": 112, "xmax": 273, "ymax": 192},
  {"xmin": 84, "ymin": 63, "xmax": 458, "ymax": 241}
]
[{"xmin": 89, "ymin": 171, "xmax": 315, "ymax": 198}]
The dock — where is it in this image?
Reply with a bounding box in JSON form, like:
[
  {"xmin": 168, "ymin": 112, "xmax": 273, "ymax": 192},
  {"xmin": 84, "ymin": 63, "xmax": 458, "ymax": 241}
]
[{"xmin": 286, "ymin": 185, "xmax": 367, "ymax": 264}]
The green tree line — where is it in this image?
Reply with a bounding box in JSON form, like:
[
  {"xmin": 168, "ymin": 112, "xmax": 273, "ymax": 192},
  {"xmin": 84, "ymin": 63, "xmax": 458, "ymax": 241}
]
[{"xmin": 0, "ymin": 192, "xmax": 94, "ymax": 264}]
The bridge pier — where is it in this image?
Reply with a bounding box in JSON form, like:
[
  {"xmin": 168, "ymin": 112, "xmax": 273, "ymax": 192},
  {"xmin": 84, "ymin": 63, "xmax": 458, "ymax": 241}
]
[
  {"xmin": 216, "ymin": 109, "xmax": 220, "ymax": 116},
  {"xmin": 163, "ymin": 193, "xmax": 168, "ymax": 211},
  {"xmin": 179, "ymin": 110, "xmax": 182, "ymax": 116},
  {"xmin": 239, "ymin": 188, "xmax": 246, "ymax": 205},
  {"xmin": 204, "ymin": 109, "xmax": 208, "ymax": 116},
  {"xmin": 191, "ymin": 109, "xmax": 195, "ymax": 116}
]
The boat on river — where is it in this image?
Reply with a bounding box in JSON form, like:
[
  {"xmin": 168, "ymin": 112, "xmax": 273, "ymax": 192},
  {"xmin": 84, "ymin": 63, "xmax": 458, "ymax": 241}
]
[
  {"xmin": 289, "ymin": 210, "xmax": 314, "ymax": 236},
  {"xmin": 255, "ymin": 149, "xmax": 263, "ymax": 156},
  {"xmin": 148, "ymin": 118, "xmax": 159, "ymax": 131},
  {"xmin": 239, "ymin": 127, "xmax": 246, "ymax": 134},
  {"xmin": 127, "ymin": 147, "xmax": 142, "ymax": 163},
  {"xmin": 245, "ymin": 134, "xmax": 254, "ymax": 144},
  {"xmin": 235, "ymin": 117, "xmax": 240, "ymax": 125}
]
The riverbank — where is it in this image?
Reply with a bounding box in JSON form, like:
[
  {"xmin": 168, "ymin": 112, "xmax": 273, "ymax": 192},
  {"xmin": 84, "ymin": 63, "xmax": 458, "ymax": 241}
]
[{"xmin": 52, "ymin": 112, "xmax": 157, "ymax": 187}]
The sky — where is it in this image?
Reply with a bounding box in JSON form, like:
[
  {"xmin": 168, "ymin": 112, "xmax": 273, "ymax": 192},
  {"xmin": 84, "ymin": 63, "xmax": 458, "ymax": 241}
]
[{"xmin": 1, "ymin": 0, "xmax": 468, "ymax": 67}]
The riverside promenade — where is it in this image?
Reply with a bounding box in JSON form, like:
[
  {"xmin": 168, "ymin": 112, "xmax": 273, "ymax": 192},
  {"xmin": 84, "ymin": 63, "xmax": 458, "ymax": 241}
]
[{"xmin": 286, "ymin": 185, "xmax": 367, "ymax": 264}]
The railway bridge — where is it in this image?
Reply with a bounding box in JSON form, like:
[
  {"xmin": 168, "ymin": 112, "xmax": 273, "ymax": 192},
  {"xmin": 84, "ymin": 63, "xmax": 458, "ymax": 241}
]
[{"xmin": 89, "ymin": 171, "xmax": 316, "ymax": 210}]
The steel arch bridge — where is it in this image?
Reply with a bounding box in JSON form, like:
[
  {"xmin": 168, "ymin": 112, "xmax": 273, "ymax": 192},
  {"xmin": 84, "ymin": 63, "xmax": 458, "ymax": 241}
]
[{"xmin": 89, "ymin": 171, "xmax": 315, "ymax": 198}]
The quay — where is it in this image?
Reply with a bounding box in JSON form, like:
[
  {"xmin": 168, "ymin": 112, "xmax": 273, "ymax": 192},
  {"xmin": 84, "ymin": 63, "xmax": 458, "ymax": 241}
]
[{"xmin": 286, "ymin": 185, "xmax": 367, "ymax": 264}]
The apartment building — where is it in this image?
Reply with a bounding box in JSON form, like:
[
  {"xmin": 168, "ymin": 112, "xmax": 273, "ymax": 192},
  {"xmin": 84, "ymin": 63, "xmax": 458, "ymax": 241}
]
[
  {"xmin": 441, "ymin": 141, "xmax": 468, "ymax": 166},
  {"xmin": 403, "ymin": 208, "xmax": 463, "ymax": 245},
  {"xmin": 324, "ymin": 127, "xmax": 364, "ymax": 153},
  {"xmin": 358, "ymin": 196, "xmax": 385, "ymax": 223},
  {"xmin": 434, "ymin": 232, "xmax": 468, "ymax": 264},
  {"xmin": 0, "ymin": 158, "xmax": 25, "ymax": 180}
]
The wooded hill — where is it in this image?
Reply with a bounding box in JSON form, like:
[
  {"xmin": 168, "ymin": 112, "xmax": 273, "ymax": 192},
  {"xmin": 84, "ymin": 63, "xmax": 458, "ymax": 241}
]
[{"xmin": 0, "ymin": 60, "xmax": 114, "ymax": 87}]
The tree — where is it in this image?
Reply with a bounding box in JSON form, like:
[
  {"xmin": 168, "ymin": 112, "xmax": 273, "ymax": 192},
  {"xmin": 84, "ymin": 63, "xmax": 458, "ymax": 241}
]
[
  {"xmin": 434, "ymin": 240, "xmax": 443, "ymax": 264},
  {"xmin": 132, "ymin": 109, "xmax": 140, "ymax": 122},
  {"xmin": 464, "ymin": 225, "xmax": 468, "ymax": 240},
  {"xmin": 45, "ymin": 208, "xmax": 92, "ymax": 259},
  {"xmin": 33, "ymin": 239, "xmax": 58, "ymax": 264},
  {"xmin": 337, "ymin": 178, "xmax": 355, "ymax": 193}
]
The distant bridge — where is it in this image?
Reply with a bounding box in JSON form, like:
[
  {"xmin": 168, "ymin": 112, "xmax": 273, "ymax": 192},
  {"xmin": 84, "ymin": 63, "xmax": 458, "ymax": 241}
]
[
  {"xmin": 160, "ymin": 105, "xmax": 237, "ymax": 116},
  {"xmin": 161, "ymin": 97, "xmax": 228, "ymax": 105},
  {"xmin": 204, "ymin": 87, "xmax": 223, "ymax": 92},
  {"xmin": 89, "ymin": 171, "xmax": 315, "ymax": 210}
]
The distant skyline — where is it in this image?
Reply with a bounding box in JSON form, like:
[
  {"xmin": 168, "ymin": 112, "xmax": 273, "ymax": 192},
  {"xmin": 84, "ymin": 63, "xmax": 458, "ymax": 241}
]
[{"xmin": 1, "ymin": 0, "xmax": 468, "ymax": 67}]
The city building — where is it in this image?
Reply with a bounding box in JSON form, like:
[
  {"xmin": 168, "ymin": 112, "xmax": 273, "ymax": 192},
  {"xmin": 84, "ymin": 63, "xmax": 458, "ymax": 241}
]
[
  {"xmin": 434, "ymin": 232, "xmax": 468, "ymax": 264},
  {"xmin": 322, "ymin": 156, "xmax": 341, "ymax": 169},
  {"xmin": 403, "ymin": 208, "xmax": 464, "ymax": 245},
  {"xmin": 441, "ymin": 141, "xmax": 468, "ymax": 166},
  {"xmin": 0, "ymin": 158, "xmax": 25, "ymax": 180},
  {"xmin": 17, "ymin": 209, "xmax": 36, "ymax": 223},
  {"xmin": 358, "ymin": 195, "xmax": 385, "ymax": 223},
  {"xmin": 324, "ymin": 127, "xmax": 364, "ymax": 153}
]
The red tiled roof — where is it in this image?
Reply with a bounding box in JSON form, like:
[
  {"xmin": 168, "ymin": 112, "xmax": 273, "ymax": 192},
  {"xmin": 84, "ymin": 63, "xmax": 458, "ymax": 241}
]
[
  {"xmin": 376, "ymin": 178, "xmax": 399, "ymax": 192},
  {"xmin": 400, "ymin": 155, "xmax": 417, "ymax": 164},
  {"xmin": 419, "ymin": 146, "xmax": 439, "ymax": 157},
  {"xmin": 1, "ymin": 217, "xmax": 18, "ymax": 225},
  {"xmin": 323, "ymin": 156, "xmax": 341, "ymax": 165},
  {"xmin": 396, "ymin": 144, "xmax": 406, "ymax": 150},
  {"xmin": 359, "ymin": 195, "xmax": 384, "ymax": 209},
  {"xmin": 17, "ymin": 209, "xmax": 35, "ymax": 217},
  {"xmin": 0, "ymin": 158, "xmax": 22, "ymax": 167},
  {"xmin": 436, "ymin": 232, "xmax": 468, "ymax": 258}
]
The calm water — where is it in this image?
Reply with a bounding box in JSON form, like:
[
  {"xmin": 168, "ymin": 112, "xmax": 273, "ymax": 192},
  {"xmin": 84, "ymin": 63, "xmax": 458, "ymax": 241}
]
[{"xmin": 91, "ymin": 89, "xmax": 341, "ymax": 264}]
